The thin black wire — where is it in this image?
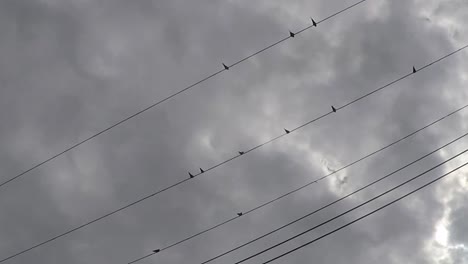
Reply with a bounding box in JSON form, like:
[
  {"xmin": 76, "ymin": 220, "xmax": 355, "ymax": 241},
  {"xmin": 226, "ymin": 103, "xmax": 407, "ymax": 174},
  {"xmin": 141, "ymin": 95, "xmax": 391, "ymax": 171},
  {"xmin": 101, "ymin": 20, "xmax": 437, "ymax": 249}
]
[
  {"xmin": 0, "ymin": 179, "xmax": 193, "ymax": 264},
  {"xmin": 127, "ymin": 103, "xmax": 468, "ymax": 264},
  {"xmin": 262, "ymin": 161, "xmax": 468, "ymax": 264},
  {"xmin": 188, "ymin": 43, "xmax": 468, "ymax": 179},
  {"xmin": 236, "ymin": 147, "xmax": 468, "ymax": 264},
  {"xmin": 0, "ymin": 0, "xmax": 368, "ymax": 191},
  {"xmin": 200, "ymin": 131, "xmax": 468, "ymax": 264},
  {"xmin": 2, "ymin": 43, "xmax": 465, "ymax": 264},
  {"xmin": 339, "ymin": 44, "xmax": 468, "ymax": 110},
  {"xmin": 229, "ymin": 0, "xmax": 369, "ymax": 67}
]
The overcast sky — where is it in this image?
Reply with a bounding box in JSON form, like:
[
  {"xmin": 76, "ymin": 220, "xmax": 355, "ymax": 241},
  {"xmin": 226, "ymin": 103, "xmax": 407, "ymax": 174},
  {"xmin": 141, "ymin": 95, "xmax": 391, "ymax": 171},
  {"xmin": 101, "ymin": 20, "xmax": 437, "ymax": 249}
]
[{"xmin": 0, "ymin": 0, "xmax": 468, "ymax": 263}]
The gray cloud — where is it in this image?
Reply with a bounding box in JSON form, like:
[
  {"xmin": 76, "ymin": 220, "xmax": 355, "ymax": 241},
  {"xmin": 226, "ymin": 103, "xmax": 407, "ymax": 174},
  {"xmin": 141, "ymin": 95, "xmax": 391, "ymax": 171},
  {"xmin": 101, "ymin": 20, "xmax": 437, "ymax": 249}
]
[{"xmin": 0, "ymin": 0, "xmax": 467, "ymax": 264}]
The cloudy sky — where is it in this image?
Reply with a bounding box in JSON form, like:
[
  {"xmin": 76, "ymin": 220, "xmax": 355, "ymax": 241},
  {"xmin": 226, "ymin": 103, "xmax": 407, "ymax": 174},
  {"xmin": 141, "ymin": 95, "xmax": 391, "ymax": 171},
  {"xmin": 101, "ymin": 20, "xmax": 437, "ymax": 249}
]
[{"xmin": 1, "ymin": 0, "xmax": 468, "ymax": 263}]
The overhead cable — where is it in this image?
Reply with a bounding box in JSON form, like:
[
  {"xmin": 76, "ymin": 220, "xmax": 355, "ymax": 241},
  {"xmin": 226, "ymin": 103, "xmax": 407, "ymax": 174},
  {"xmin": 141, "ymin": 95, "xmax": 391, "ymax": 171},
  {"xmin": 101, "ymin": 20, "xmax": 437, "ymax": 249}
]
[
  {"xmin": 128, "ymin": 103, "xmax": 468, "ymax": 264},
  {"xmin": 0, "ymin": 0, "xmax": 368, "ymax": 191},
  {"xmin": 261, "ymin": 160, "xmax": 468, "ymax": 264},
  {"xmin": 3, "ymin": 40, "xmax": 467, "ymax": 264},
  {"xmin": 234, "ymin": 147, "xmax": 468, "ymax": 264},
  {"xmin": 199, "ymin": 130, "xmax": 468, "ymax": 264}
]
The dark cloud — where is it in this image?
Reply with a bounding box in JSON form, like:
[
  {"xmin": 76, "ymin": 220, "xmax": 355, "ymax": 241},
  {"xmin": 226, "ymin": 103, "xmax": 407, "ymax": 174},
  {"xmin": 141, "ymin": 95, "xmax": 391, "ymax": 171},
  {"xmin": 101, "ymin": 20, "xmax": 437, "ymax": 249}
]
[{"xmin": 0, "ymin": 0, "xmax": 467, "ymax": 264}]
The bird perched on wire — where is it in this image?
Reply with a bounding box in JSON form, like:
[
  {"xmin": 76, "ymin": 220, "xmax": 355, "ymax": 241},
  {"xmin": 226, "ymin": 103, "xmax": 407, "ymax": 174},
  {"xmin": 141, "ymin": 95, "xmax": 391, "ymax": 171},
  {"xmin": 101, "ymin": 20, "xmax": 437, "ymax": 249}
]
[
  {"xmin": 413, "ymin": 66, "xmax": 417, "ymax": 73},
  {"xmin": 189, "ymin": 172, "xmax": 194, "ymax": 178},
  {"xmin": 223, "ymin": 63, "xmax": 229, "ymax": 70},
  {"xmin": 284, "ymin": 128, "xmax": 291, "ymax": 134},
  {"xmin": 200, "ymin": 168, "xmax": 205, "ymax": 173},
  {"xmin": 311, "ymin": 18, "xmax": 317, "ymax": 27},
  {"xmin": 332, "ymin": 106, "xmax": 337, "ymax": 113},
  {"xmin": 238, "ymin": 151, "xmax": 245, "ymax": 155},
  {"xmin": 289, "ymin": 31, "xmax": 295, "ymax": 38},
  {"xmin": 153, "ymin": 249, "xmax": 160, "ymax": 253},
  {"xmin": 237, "ymin": 212, "xmax": 243, "ymax": 216}
]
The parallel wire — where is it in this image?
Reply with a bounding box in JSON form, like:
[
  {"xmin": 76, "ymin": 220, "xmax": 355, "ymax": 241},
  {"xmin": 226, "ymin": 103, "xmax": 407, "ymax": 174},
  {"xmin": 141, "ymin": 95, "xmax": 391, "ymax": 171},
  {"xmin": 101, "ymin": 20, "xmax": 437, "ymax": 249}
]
[
  {"xmin": 2, "ymin": 43, "xmax": 466, "ymax": 264},
  {"xmin": 261, "ymin": 161, "xmax": 468, "ymax": 264},
  {"xmin": 173, "ymin": 44, "xmax": 468, "ymax": 180},
  {"xmin": 0, "ymin": 0, "xmax": 368, "ymax": 191},
  {"xmin": 128, "ymin": 104, "xmax": 468, "ymax": 264},
  {"xmin": 236, "ymin": 147, "xmax": 468, "ymax": 264},
  {"xmin": 199, "ymin": 130, "xmax": 468, "ymax": 264}
]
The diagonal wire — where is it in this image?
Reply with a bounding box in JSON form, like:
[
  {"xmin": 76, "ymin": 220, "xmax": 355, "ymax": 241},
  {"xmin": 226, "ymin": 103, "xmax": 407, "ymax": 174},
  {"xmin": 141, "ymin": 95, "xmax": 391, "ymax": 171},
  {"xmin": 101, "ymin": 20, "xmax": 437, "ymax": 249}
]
[
  {"xmin": 262, "ymin": 161, "xmax": 468, "ymax": 264},
  {"xmin": 127, "ymin": 103, "xmax": 468, "ymax": 264},
  {"xmin": 1, "ymin": 43, "xmax": 466, "ymax": 264},
  {"xmin": 236, "ymin": 147, "xmax": 468, "ymax": 264},
  {"xmin": 175, "ymin": 44, "xmax": 468, "ymax": 180},
  {"xmin": 0, "ymin": 0, "xmax": 368, "ymax": 191},
  {"xmin": 198, "ymin": 130, "xmax": 468, "ymax": 264}
]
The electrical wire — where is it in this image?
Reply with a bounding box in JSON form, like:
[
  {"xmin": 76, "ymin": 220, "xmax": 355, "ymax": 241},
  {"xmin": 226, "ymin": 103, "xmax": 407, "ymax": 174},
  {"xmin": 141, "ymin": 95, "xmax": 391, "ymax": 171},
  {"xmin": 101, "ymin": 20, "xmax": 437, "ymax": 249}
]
[
  {"xmin": 261, "ymin": 161, "xmax": 468, "ymax": 264},
  {"xmin": 1, "ymin": 43, "xmax": 466, "ymax": 264},
  {"xmin": 0, "ymin": 0, "xmax": 368, "ymax": 191},
  {"xmin": 234, "ymin": 147, "xmax": 468, "ymax": 264},
  {"xmin": 127, "ymin": 103, "xmax": 468, "ymax": 264},
  {"xmin": 198, "ymin": 130, "xmax": 468, "ymax": 264}
]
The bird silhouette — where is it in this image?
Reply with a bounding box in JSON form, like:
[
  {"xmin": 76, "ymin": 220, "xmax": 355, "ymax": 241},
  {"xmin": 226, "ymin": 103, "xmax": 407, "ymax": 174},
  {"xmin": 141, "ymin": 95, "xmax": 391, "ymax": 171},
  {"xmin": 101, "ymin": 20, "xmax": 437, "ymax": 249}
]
[
  {"xmin": 223, "ymin": 63, "xmax": 229, "ymax": 70},
  {"xmin": 153, "ymin": 249, "xmax": 160, "ymax": 253},
  {"xmin": 189, "ymin": 172, "xmax": 194, "ymax": 178},
  {"xmin": 413, "ymin": 66, "xmax": 417, "ymax": 73},
  {"xmin": 311, "ymin": 18, "xmax": 317, "ymax": 27},
  {"xmin": 289, "ymin": 31, "xmax": 295, "ymax": 38},
  {"xmin": 237, "ymin": 212, "xmax": 243, "ymax": 216},
  {"xmin": 238, "ymin": 151, "xmax": 245, "ymax": 155},
  {"xmin": 200, "ymin": 168, "xmax": 205, "ymax": 173},
  {"xmin": 284, "ymin": 128, "xmax": 290, "ymax": 134},
  {"xmin": 332, "ymin": 106, "xmax": 337, "ymax": 113}
]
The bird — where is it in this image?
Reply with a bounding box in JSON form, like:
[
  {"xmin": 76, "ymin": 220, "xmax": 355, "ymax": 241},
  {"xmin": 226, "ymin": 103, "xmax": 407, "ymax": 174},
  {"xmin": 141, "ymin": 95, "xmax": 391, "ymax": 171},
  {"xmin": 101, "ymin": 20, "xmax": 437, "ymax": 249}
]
[
  {"xmin": 238, "ymin": 151, "xmax": 245, "ymax": 155},
  {"xmin": 189, "ymin": 172, "xmax": 194, "ymax": 178},
  {"xmin": 200, "ymin": 168, "xmax": 205, "ymax": 173},
  {"xmin": 223, "ymin": 63, "xmax": 229, "ymax": 70},
  {"xmin": 237, "ymin": 212, "xmax": 243, "ymax": 216},
  {"xmin": 284, "ymin": 128, "xmax": 290, "ymax": 134},
  {"xmin": 413, "ymin": 66, "xmax": 417, "ymax": 73},
  {"xmin": 289, "ymin": 31, "xmax": 295, "ymax": 38},
  {"xmin": 331, "ymin": 106, "xmax": 337, "ymax": 112},
  {"xmin": 153, "ymin": 249, "xmax": 161, "ymax": 253},
  {"xmin": 311, "ymin": 18, "xmax": 317, "ymax": 27}
]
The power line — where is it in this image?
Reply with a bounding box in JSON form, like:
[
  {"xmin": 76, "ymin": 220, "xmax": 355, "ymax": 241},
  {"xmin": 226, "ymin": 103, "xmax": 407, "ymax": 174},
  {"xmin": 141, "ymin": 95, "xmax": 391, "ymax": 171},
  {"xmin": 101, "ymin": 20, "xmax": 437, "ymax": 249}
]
[
  {"xmin": 261, "ymin": 161, "xmax": 468, "ymax": 264},
  {"xmin": 0, "ymin": 0, "xmax": 368, "ymax": 191},
  {"xmin": 126, "ymin": 43, "xmax": 468, "ymax": 220},
  {"xmin": 198, "ymin": 130, "xmax": 468, "ymax": 264},
  {"xmin": 161, "ymin": 44, "xmax": 468, "ymax": 182},
  {"xmin": 127, "ymin": 103, "xmax": 468, "ymax": 264},
  {"xmin": 234, "ymin": 147, "xmax": 468, "ymax": 264},
  {"xmin": 1, "ymin": 44, "xmax": 466, "ymax": 264}
]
